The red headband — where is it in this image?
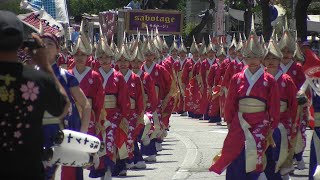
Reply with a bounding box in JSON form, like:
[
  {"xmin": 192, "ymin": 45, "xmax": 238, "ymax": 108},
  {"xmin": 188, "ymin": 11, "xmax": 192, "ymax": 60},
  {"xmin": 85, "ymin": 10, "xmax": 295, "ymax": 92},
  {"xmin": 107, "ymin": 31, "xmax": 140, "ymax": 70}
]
[{"xmin": 41, "ymin": 33, "xmax": 59, "ymax": 48}]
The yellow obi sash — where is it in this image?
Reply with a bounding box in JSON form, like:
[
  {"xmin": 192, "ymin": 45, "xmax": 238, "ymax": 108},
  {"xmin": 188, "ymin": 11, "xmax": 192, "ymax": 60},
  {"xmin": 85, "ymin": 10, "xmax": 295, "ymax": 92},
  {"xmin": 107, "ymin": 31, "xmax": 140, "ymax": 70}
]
[
  {"xmin": 280, "ymin": 101, "xmax": 288, "ymax": 113},
  {"xmin": 238, "ymin": 112, "xmax": 258, "ymax": 173},
  {"xmin": 130, "ymin": 98, "xmax": 136, "ymax": 109},
  {"xmin": 315, "ymin": 112, "xmax": 320, "ymax": 127},
  {"xmin": 188, "ymin": 71, "xmax": 193, "ymax": 79},
  {"xmin": 238, "ymin": 98, "xmax": 266, "ymax": 113},
  {"xmin": 155, "ymin": 85, "xmax": 159, "ymax": 98},
  {"xmin": 275, "ymin": 123, "xmax": 289, "ymax": 172},
  {"xmin": 42, "ymin": 111, "xmax": 61, "ymax": 125},
  {"xmin": 104, "ymin": 95, "xmax": 117, "ymax": 109}
]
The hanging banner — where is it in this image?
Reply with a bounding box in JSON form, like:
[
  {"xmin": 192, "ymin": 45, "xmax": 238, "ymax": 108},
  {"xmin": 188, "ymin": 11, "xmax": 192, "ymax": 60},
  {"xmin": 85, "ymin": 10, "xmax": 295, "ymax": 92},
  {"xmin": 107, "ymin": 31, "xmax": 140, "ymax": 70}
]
[
  {"xmin": 215, "ymin": 0, "xmax": 225, "ymax": 36},
  {"xmin": 303, "ymin": 49, "xmax": 320, "ymax": 78},
  {"xmin": 99, "ymin": 11, "xmax": 117, "ymax": 40},
  {"xmin": 20, "ymin": 0, "xmax": 69, "ymax": 24},
  {"xmin": 17, "ymin": 9, "xmax": 64, "ymax": 37},
  {"xmin": 125, "ymin": 9, "xmax": 183, "ymax": 35}
]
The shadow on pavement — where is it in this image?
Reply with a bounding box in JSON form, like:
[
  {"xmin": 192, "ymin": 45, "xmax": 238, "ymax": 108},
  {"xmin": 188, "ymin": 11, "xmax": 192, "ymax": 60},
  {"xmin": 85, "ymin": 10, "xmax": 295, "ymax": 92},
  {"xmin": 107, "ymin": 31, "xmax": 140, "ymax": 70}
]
[
  {"xmin": 156, "ymin": 153, "xmax": 173, "ymax": 156},
  {"xmin": 163, "ymin": 139, "xmax": 179, "ymax": 142},
  {"xmin": 145, "ymin": 160, "xmax": 178, "ymax": 164},
  {"xmin": 113, "ymin": 175, "xmax": 145, "ymax": 178},
  {"xmin": 130, "ymin": 168, "xmax": 156, "ymax": 171}
]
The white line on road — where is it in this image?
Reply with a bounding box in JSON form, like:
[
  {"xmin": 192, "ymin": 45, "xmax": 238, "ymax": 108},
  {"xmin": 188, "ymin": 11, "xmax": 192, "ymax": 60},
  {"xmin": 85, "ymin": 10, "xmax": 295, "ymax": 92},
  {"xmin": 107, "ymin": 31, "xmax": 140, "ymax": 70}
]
[{"xmin": 171, "ymin": 132, "xmax": 199, "ymax": 180}]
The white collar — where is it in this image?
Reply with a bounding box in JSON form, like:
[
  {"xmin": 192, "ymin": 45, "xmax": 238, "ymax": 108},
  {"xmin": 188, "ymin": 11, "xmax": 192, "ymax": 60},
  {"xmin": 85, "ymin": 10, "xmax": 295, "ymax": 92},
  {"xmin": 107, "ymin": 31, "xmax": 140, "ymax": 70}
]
[
  {"xmin": 242, "ymin": 60, "xmax": 247, "ymax": 66},
  {"xmin": 236, "ymin": 57, "xmax": 241, "ymax": 64},
  {"xmin": 136, "ymin": 69, "xmax": 143, "ymax": 76},
  {"xmin": 179, "ymin": 59, "xmax": 185, "ymax": 68},
  {"xmin": 124, "ymin": 69, "xmax": 132, "ymax": 83},
  {"xmin": 143, "ymin": 62, "xmax": 156, "ymax": 74},
  {"xmin": 99, "ymin": 67, "xmax": 114, "ymax": 88},
  {"xmin": 73, "ymin": 66, "xmax": 91, "ymax": 83},
  {"xmin": 280, "ymin": 60, "xmax": 294, "ymax": 74},
  {"xmin": 207, "ymin": 58, "xmax": 215, "ymax": 66},
  {"xmin": 244, "ymin": 67, "xmax": 264, "ymax": 96},
  {"xmin": 193, "ymin": 58, "xmax": 198, "ymax": 63},
  {"xmin": 173, "ymin": 57, "xmax": 179, "ymax": 61},
  {"xmin": 274, "ymin": 70, "xmax": 283, "ymax": 81}
]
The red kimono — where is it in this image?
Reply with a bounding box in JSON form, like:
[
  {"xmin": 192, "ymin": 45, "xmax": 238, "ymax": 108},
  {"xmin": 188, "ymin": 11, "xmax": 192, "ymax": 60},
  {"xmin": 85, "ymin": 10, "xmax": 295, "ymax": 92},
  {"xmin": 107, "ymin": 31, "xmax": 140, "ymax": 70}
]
[
  {"xmin": 200, "ymin": 58, "xmax": 219, "ymax": 114},
  {"xmin": 97, "ymin": 68, "xmax": 130, "ymax": 163},
  {"xmin": 207, "ymin": 62, "xmax": 222, "ymax": 118},
  {"xmin": 173, "ymin": 58, "xmax": 188, "ymax": 112},
  {"xmin": 210, "ymin": 67, "xmax": 280, "ymax": 174},
  {"xmin": 162, "ymin": 56, "xmax": 176, "ymax": 76},
  {"xmin": 280, "ymin": 60, "xmax": 307, "ymax": 153},
  {"xmin": 222, "ymin": 58, "xmax": 246, "ymax": 90},
  {"xmin": 217, "ymin": 58, "xmax": 233, "ymax": 117},
  {"xmin": 274, "ymin": 71, "xmax": 298, "ymax": 148},
  {"xmin": 136, "ymin": 70, "xmax": 159, "ymax": 139},
  {"xmin": 68, "ymin": 66, "xmax": 104, "ymax": 135},
  {"xmin": 136, "ymin": 70, "xmax": 157, "ymax": 113},
  {"xmin": 122, "ymin": 70, "xmax": 144, "ymax": 159},
  {"xmin": 182, "ymin": 58, "xmax": 201, "ymax": 114},
  {"xmin": 162, "ymin": 56, "xmax": 179, "ymax": 116},
  {"xmin": 67, "ymin": 56, "xmax": 93, "ymax": 70},
  {"xmin": 56, "ymin": 53, "xmax": 70, "ymax": 69},
  {"xmin": 66, "ymin": 66, "xmax": 104, "ymax": 180},
  {"xmin": 142, "ymin": 62, "xmax": 173, "ymax": 130},
  {"xmin": 67, "ymin": 56, "xmax": 75, "ymax": 69}
]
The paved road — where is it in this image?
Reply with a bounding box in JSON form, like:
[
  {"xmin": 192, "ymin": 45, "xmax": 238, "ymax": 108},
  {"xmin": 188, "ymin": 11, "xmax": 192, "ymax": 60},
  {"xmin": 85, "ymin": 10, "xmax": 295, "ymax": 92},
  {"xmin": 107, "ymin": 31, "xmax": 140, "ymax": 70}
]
[{"xmin": 55, "ymin": 114, "xmax": 312, "ymax": 179}]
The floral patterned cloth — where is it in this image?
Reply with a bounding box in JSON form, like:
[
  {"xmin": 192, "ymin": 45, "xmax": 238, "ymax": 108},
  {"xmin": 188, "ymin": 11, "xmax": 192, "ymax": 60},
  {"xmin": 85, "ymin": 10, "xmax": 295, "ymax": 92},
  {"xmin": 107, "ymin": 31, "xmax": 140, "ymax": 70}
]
[{"xmin": 0, "ymin": 62, "xmax": 67, "ymax": 178}]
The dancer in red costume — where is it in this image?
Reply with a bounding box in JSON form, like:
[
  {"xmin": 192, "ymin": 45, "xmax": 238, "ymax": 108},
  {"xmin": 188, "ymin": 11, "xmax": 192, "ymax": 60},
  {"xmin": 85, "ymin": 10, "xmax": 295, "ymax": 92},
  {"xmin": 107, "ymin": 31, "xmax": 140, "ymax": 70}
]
[
  {"xmin": 66, "ymin": 21, "xmax": 104, "ymax": 180},
  {"xmin": 210, "ymin": 19, "xmax": 280, "ymax": 179},
  {"xmin": 183, "ymin": 37, "xmax": 202, "ymax": 118},
  {"xmin": 200, "ymin": 36, "xmax": 220, "ymax": 123},
  {"xmin": 90, "ymin": 35, "xmax": 130, "ymax": 179},
  {"xmin": 278, "ymin": 20, "xmax": 307, "ymax": 175},
  {"xmin": 262, "ymin": 33, "xmax": 298, "ymax": 180},
  {"xmin": 173, "ymin": 38, "xmax": 188, "ymax": 115}
]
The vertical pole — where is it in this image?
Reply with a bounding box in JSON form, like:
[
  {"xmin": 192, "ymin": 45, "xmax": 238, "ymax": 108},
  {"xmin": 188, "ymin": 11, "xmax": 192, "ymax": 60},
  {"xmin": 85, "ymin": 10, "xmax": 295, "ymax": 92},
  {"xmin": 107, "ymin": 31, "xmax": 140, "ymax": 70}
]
[
  {"xmin": 225, "ymin": 0, "xmax": 229, "ymax": 34},
  {"xmin": 292, "ymin": 0, "xmax": 296, "ymax": 30}
]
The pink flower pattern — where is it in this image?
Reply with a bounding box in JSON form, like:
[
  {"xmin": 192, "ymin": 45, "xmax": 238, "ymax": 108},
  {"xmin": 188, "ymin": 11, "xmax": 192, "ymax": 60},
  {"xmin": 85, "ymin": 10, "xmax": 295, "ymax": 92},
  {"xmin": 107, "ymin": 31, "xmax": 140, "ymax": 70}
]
[
  {"xmin": 20, "ymin": 81, "xmax": 39, "ymax": 102},
  {"xmin": 27, "ymin": 105, "xmax": 33, "ymax": 112},
  {"xmin": 14, "ymin": 131, "xmax": 21, "ymax": 138}
]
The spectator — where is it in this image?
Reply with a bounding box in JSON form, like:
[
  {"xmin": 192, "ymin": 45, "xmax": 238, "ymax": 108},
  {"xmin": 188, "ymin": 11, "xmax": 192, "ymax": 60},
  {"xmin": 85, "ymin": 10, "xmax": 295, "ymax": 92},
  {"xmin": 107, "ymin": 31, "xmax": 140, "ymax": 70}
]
[{"xmin": 0, "ymin": 10, "xmax": 69, "ymax": 179}]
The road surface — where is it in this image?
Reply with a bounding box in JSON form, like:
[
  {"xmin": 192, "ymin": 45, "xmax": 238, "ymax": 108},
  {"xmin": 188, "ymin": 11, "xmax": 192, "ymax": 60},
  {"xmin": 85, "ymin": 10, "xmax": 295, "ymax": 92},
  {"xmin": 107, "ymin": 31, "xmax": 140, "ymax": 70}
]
[{"xmin": 55, "ymin": 114, "xmax": 312, "ymax": 180}]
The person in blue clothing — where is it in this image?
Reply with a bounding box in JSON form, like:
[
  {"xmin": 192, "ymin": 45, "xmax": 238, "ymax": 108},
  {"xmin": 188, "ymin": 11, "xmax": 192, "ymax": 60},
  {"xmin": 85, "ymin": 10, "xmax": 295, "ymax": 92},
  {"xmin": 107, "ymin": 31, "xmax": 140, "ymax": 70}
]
[{"xmin": 41, "ymin": 32, "xmax": 91, "ymax": 180}]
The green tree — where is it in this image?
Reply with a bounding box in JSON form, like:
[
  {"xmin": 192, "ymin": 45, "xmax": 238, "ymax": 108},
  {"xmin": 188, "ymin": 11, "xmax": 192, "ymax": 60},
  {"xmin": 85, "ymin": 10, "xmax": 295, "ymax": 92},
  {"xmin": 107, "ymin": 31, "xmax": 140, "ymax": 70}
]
[
  {"xmin": 68, "ymin": 0, "xmax": 131, "ymax": 16},
  {"xmin": 0, "ymin": 0, "xmax": 28, "ymax": 14}
]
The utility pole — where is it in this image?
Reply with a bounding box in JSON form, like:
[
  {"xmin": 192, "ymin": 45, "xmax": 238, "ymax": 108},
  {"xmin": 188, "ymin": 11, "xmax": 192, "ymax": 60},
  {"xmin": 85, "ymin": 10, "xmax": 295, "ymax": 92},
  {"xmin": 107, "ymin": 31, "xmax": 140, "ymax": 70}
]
[{"xmin": 292, "ymin": 0, "xmax": 297, "ymax": 30}]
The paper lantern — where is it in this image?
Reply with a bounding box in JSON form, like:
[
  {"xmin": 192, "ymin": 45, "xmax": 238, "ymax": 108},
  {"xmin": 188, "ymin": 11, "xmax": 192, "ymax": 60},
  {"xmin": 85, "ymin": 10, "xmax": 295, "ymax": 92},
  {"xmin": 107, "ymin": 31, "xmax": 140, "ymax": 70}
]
[
  {"xmin": 54, "ymin": 129, "xmax": 101, "ymax": 153},
  {"xmin": 47, "ymin": 146, "xmax": 93, "ymax": 167},
  {"xmin": 269, "ymin": 5, "xmax": 278, "ymax": 22},
  {"xmin": 314, "ymin": 165, "xmax": 320, "ymax": 180}
]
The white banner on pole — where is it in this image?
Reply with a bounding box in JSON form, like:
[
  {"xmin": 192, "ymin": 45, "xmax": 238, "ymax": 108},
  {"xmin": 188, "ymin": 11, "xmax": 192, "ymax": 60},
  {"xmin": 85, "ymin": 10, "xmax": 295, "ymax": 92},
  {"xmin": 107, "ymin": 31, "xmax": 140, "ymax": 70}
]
[
  {"xmin": 18, "ymin": 9, "xmax": 65, "ymax": 37},
  {"xmin": 215, "ymin": 0, "xmax": 225, "ymax": 36},
  {"xmin": 20, "ymin": 0, "xmax": 69, "ymax": 24}
]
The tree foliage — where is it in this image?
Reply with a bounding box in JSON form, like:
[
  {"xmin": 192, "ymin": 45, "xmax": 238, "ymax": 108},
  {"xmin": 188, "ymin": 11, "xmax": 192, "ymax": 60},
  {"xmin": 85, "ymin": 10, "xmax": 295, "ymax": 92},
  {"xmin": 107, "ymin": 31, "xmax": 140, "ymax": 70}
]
[
  {"xmin": 0, "ymin": 0, "xmax": 28, "ymax": 14},
  {"xmin": 68, "ymin": 0, "xmax": 131, "ymax": 16}
]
